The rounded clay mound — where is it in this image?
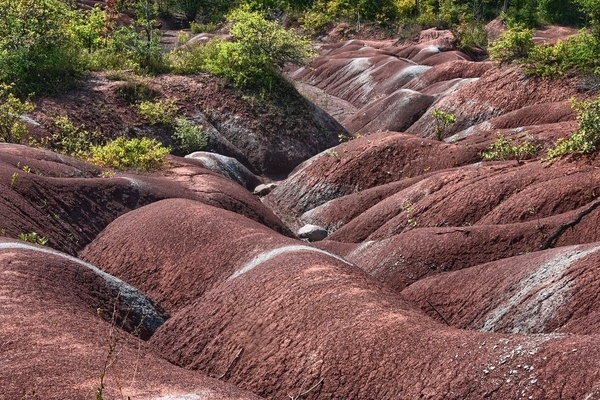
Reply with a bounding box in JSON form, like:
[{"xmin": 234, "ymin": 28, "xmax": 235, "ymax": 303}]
[
  {"xmin": 402, "ymin": 243, "xmax": 600, "ymax": 335},
  {"xmin": 149, "ymin": 235, "xmax": 600, "ymax": 399},
  {"xmin": 264, "ymin": 131, "xmax": 480, "ymax": 218},
  {"xmin": 80, "ymin": 198, "xmax": 300, "ymax": 312},
  {"xmin": 317, "ymin": 201, "xmax": 600, "ymax": 292},
  {"xmin": 328, "ymin": 160, "xmax": 594, "ymax": 242},
  {"xmin": 0, "ymin": 239, "xmax": 259, "ymax": 400},
  {"xmin": 407, "ymin": 66, "xmax": 582, "ymax": 139},
  {"xmin": 0, "ymin": 146, "xmax": 291, "ymax": 256}
]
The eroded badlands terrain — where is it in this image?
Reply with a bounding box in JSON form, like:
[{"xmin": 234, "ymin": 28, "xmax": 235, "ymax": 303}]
[{"xmin": 3, "ymin": 25, "xmax": 600, "ymax": 399}]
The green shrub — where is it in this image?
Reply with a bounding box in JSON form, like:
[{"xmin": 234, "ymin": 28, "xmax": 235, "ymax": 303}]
[
  {"xmin": 172, "ymin": 117, "xmax": 208, "ymax": 154},
  {"xmin": 545, "ymin": 96, "xmax": 600, "ymax": 161},
  {"xmin": 88, "ymin": 25, "xmax": 168, "ymax": 73},
  {"xmin": 70, "ymin": 5, "xmax": 107, "ymax": 53},
  {"xmin": 488, "ymin": 25, "xmax": 534, "ymax": 62},
  {"xmin": 0, "ymin": 0, "xmax": 84, "ymax": 95},
  {"xmin": 431, "ymin": 109, "xmax": 456, "ymax": 140},
  {"xmin": 137, "ymin": 98, "xmax": 179, "ymax": 124},
  {"xmin": 172, "ymin": 7, "xmax": 315, "ymax": 88},
  {"xmin": 523, "ymin": 31, "xmax": 600, "ymax": 77},
  {"xmin": 190, "ymin": 21, "xmax": 217, "ymax": 33},
  {"xmin": 299, "ymin": 8, "xmax": 335, "ymax": 32},
  {"xmin": 170, "ymin": 40, "xmax": 214, "ymax": 74},
  {"xmin": 0, "ymin": 84, "xmax": 34, "ymax": 143},
  {"xmin": 46, "ymin": 116, "xmax": 100, "ymax": 157},
  {"xmin": 454, "ymin": 16, "xmax": 488, "ymax": 51},
  {"xmin": 480, "ymin": 133, "xmax": 538, "ymax": 161},
  {"xmin": 89, "ymin": 137, "xmax": 170, "ymax": 171}
]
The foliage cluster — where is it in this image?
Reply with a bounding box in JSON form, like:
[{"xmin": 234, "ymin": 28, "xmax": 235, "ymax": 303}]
[
  {"xmin": 0, "ymin": 84, "xmax": 34, "ymax": 143},
  {"xmin": 480, "ymin": 133, "xmax": 537, "ymax": 161},
  {"xmin": 0, "ymin": 0, "xmax": 84, "ymax": 96},
  {"xmin": 489, "ymin": 24, "xmax": 600, "ymax": 78},
  {"xmin": 90, "ymin": 137, "xmax": 170, "ymax": 171},
  {"xmin": 172, "ymin": 117, "xmax": 209, "ymax": 155},
  {"xmin": 44, "ymin": 116, "xmax": 101, "ymax": 158},
  {"xmin": 523, "ymin": 31, "xmax": 600, "ymax": 77},
  {"xmin": 18, "ymin": 232, "xmax": 49, "ymax": 246},
  {"xmin": 172, "ymin": 8, "xmax": 314, "ymax": 89},
  {"xmin": 545, "ymin": 96, "xmax": 600, "ymax": 161},
  {"xmin": 488, "ymin": 25, "xmax": 534, "ymax": 62},
  {"xmin": 431, "ymin": 109, "xmax": 456, "ymax": 140},
  {"xmin": 137, "ymin": 98, "xmax": 179, "ymax": 124}
]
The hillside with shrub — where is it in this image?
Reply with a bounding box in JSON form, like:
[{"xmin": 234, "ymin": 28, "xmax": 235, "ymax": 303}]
[{"xmin": 4, "ymin": 0, "xmax": 600, "ymax": 399}]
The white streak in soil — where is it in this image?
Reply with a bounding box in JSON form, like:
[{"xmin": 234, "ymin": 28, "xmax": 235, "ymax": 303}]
[
  {"xmin": 228, "ymin": 244, "xmax": 354, "ymax": 281},
  {"xmin": 481, "ymin": 245, "xmax": 600, "ymax": 333}
]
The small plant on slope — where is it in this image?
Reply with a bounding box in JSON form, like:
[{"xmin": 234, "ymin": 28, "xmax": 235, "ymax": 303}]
[
  {"xmin": 480, "ymin": 133, "xmax": 538, "ymax": 162},
  {"xmin": 545, "ymin": 96, "xmax": 600, "ymax": 162},
  {"xmin": 18, "ymin": 232, "xmax": 48, "ymax": 246},
  {"xmin": 172, "ymin": 117, "xmax": 208, "ymax": 155},
  {"xmin": 0, "ymin": 84, "xmax": 34, "ymax": 143},
  {"xmin": 137, "ymin": 98, "xmax": 179, "ymax": 125},
  {"xmin": 431, "ymin": 109, "xmax": 456, "ymax": 140}
]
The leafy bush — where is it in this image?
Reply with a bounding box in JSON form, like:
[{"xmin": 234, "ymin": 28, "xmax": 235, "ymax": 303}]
[
  {"xmin": 300, "ymin": 8, "xmax": 335, "ymax": 32},
  {"xmin": 431, "ymin": 109, "xmax": 456, "ymax": 140},
  {"xmin": 214, "ymin": 8, "xmax": 315, "ymax": 87},
  {"xmin": 46, "ymin": 116, "xmax": 100, "ymax": 157},
  {"xmin": 523, "ymin": 31, "xmax": 600, "ymax": 77},
  {"xmin": 172, "ymin": 118, "xmax": 208, "ymax": 154},
  {"xmin": 70, "ymin": 5, "xmax": 107, "ymax": 54},
  {"xmin": 88, "ymin": 25, "xmax": 168, "ymax": 73},
  {"xmin": 302, "ymin": 0, "xmax": 403, "ymax": 28},
  {"xmin": 0, "ymin": 84, "xmax": 34, "ymax": 143},
  {"xmin": 0, "ymin": 0, "xmax": 84, "ymax": 95},
  {"xmin": 454, "ymin": 16, "xmax": 488, "ymax": 51},
  {"xmin": 488, "ymin": 25, "xmax": 534, "ymax": 62},
  {"xmin": 538, "ymin": 0, "xmax": 584, "ymax": 25},
  {"xmin": 480, "ymin": 133, "xmax": 537, "ymax": 161},
  {"xmin": 577, "ymin": 0, "xmax": 600, "ymax": 38},
  {"xmin": 545, "ymin": 96, "xmax": 600, "ymax": 161},
  {"xmin": 190, "ymin": 21, "xmax": 217, "ymax": 33},
  {"xmin": 89, "ymin": 137, "xmax": 170, "ymax": 171},
  {"xmin": 172, "ymin": 8, "xmax": 315, "ymax": 89},
  {"xmin": 137, "ymin": 99, "xmax": 179, "ymax": 124}
]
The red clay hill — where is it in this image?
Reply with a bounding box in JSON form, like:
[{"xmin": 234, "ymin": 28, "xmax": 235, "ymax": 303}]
[{"xmin": 4, "ymin": 24, "xmax": 600, "ymax": 399}]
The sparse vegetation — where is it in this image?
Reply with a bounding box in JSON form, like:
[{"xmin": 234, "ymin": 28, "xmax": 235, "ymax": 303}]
[
  {"xmin": 10, "ymin": 172, "xmax": 18, "ymax": 187},
  {"xmin": 17, "ymin": 232, "xmax": 48, "ymax": 246},
  {"xmin": 46, "ymin": 116, "xmax": 100, "ymax": 158},
  {"xmin": 0, "ymin": 84, "xmax": 34, "ymax": 143},
  {"xmin": 116, "ymin": 77, "xmax": 159, "ymax": 104},
  {"xmin": 480, "ymin": 133, "xmax": 538, "ymax": 161},
  {"xmin": 431, "ymin": 109, "xmax": 456, "ymax": 140}
]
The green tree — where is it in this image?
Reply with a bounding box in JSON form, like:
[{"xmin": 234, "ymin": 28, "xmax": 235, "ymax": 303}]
[
  {"xmin": 0, "ymin": 0, "xmax": 83, "ymax": 95},
  {"xmin": 576, "ymin": 0, "xmax": 600, "ymax": 37},
  {"xmin": 200, "ymin": 8, "xmax": 315, "ymax": 88}
]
